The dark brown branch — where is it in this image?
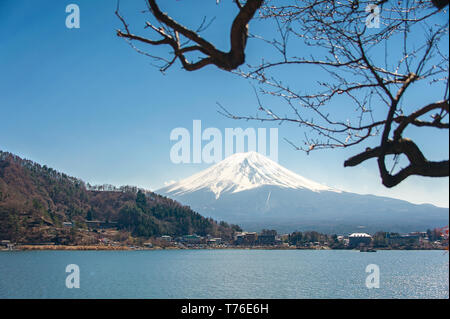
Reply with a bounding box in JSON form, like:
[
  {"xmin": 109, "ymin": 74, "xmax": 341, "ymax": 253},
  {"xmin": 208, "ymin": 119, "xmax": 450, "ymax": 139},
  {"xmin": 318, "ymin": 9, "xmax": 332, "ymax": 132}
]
[
  {"xmin": 344, "ymin": 138, "xmax": 449, "ymax": 187},
  {"xmin": 117, "ymin": 0, "xmax": 264, "ymax": 71},
  {"xmin": 432, "ymin": 0, "xmax": 449, "ymax": 10},
  {"xmin": 394, "ymin": 100, "xmax": 449, "ymax": 140}
]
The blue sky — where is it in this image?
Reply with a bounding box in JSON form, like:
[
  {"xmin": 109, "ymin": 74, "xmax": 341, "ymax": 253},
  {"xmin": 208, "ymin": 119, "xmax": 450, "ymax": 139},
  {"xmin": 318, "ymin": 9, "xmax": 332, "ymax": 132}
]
[{"xmin": 0, "ymin": 0, "xmax": 448, "ymax": 207}]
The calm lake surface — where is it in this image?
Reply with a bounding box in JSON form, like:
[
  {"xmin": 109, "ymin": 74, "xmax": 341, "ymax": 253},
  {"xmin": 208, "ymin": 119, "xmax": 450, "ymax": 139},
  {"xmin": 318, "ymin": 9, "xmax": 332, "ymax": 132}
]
[{"xmin": 0, "ymin": 249, "xmax": 448, "ymax": 299}]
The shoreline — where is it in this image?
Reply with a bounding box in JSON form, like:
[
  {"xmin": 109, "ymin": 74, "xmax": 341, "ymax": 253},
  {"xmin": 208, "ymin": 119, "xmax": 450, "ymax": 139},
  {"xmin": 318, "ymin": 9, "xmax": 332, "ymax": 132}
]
[{"xmin": 2, "ymin": 245, "xmax": 447, "ymax": 251}]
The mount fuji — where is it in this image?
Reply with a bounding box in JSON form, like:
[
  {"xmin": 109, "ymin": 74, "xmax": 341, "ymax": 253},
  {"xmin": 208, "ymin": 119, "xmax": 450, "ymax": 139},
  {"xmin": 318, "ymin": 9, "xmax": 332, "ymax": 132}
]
[{"xmin": 158, "ymin": 152, "xmax": 448, "ymax": 233}]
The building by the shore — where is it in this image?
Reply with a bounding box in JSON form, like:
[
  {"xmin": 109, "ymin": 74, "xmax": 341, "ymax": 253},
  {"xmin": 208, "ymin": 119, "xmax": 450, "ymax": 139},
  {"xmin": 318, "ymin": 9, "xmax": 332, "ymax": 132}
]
[
  {"xmin": 235, "ymin": 232, "xmax": 257, "ymax": 245},
  {"xmin": 158, "ymin": 235, "xmax": 172, "ymax": 242},
  {"xmin": 1, "ymin": 240, "xmax": 14, "ymax": 250},
  {"xmin": 180, "ymin": 234, "xmax": 203, "ymax": 245},
  {"xmin": 349, "ymin": 233, "xmax": 372, "ymax": 247}
]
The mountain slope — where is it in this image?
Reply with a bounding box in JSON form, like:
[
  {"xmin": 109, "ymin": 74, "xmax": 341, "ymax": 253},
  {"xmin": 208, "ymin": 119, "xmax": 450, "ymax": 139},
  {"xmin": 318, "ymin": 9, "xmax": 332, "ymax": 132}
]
[
  {"xmin": 158, "ymin": 152, "xmax": 449, "ymax": 234},
  {"xmin": 163, "ymin": 152, "xmax": 338, "ymax": 199},
  {"xmin": 0, "ymin": 150, "xmax": 239, "ymax": 243}
]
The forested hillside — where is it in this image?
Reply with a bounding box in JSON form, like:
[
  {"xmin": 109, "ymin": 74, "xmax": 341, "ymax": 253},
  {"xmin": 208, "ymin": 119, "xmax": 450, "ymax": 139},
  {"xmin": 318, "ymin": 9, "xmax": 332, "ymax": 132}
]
[{"xmin": 0, "ymin": 150, "xmax": 240, "ymax": 243}]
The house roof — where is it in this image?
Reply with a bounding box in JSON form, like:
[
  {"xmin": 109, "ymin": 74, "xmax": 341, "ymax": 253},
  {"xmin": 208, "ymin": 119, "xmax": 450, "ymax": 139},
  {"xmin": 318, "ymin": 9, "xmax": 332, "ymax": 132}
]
[{"xmin": 349, "ymin": 233, "xmax": 372, "ymax": 238}]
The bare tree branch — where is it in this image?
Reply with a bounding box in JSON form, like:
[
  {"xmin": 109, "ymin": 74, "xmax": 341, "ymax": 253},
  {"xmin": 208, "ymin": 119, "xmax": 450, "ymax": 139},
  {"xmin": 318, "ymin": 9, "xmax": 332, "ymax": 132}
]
[
  {"xmin": 116, "ymin": 0, "xmax": 264, "ymax": 71},
  {"xmin": 118, "ymin": 0, "xmax": 449, "ymax": 187}
]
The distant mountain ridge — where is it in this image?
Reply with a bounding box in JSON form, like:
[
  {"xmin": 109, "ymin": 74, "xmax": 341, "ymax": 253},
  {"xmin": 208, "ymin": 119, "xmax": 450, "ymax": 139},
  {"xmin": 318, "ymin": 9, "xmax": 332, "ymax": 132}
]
[
  {"xmin": 158, "ymin": 152, "xmax": 449, "ymax": 234},
  {"xmin": 0, "ymin": 150, "xmax": 238, "ymax": 243}
]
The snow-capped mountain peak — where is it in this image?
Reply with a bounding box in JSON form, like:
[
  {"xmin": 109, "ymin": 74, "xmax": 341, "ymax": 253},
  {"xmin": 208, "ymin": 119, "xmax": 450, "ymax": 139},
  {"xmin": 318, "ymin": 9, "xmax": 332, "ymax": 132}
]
[{"xmin": 160, "ymin": 152, "xmax": 339, "ymax": 199}]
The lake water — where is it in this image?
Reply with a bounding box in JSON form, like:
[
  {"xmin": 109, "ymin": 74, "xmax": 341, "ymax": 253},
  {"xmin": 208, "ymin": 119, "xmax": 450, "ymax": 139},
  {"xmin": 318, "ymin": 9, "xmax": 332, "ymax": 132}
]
[{"xmin": 0, "ymin": 250, "xmax": 448, "ymax": 299}]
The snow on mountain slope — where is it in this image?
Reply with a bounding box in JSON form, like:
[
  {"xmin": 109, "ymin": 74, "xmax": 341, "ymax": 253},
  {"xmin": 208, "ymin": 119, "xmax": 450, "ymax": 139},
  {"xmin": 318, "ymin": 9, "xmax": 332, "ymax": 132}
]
[{"xmin": 161, "ymin": 152, "xmax": 340, "ymax": 199}]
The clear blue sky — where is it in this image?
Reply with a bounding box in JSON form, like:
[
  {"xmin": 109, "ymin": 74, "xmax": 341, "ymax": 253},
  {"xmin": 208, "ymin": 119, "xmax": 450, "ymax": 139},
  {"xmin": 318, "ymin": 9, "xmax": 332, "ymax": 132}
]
[{"xmin": 0, "ymin": 0, "xmax": 448, "ymax": 207}]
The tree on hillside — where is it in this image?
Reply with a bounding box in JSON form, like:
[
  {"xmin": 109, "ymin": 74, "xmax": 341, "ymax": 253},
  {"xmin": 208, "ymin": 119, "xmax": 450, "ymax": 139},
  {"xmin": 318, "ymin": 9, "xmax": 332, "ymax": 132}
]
[
  {"xmin": 136, "ymin": 190, "xmax": 148, "ymax": 212},
  {"xmin": 116, "ymin": 0, "xmax": 449, "ymax": 187}
]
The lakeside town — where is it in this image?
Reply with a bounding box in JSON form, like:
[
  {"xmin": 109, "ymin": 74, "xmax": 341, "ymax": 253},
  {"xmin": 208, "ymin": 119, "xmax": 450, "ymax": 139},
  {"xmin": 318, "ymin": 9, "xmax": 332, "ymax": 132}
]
[{"xmin": 1, "ymin": 220, "xmax": 448, "ymax": 251}]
